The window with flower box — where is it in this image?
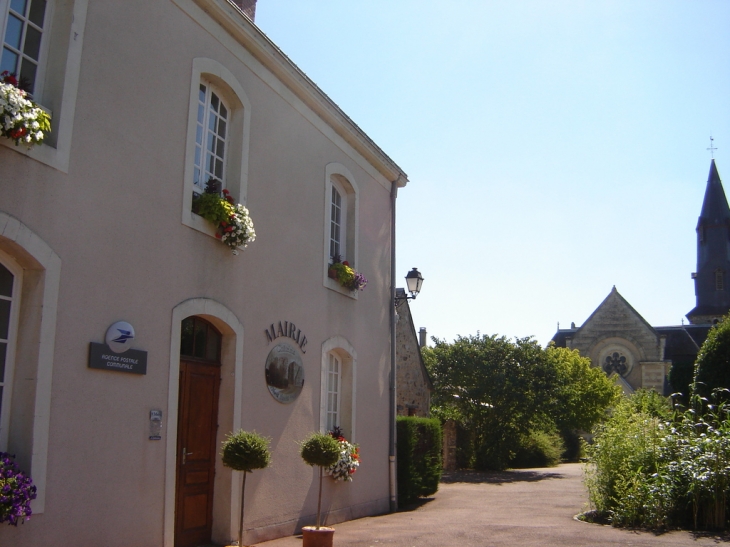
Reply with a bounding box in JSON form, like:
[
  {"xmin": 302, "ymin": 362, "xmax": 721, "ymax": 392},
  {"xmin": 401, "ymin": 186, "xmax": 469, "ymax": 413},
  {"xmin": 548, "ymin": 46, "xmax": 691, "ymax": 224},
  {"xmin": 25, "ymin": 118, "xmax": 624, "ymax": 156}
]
[
  {"xmin": 0, "ymin": 0, "xmax": 88, "ymax": 172},
  {"xmin": 182, "ymin": 58, "xmax": 251, "ymax": 240},
  {"xmin": 323, "ymin": 163, "xmax": 359, "ymax": 296}
]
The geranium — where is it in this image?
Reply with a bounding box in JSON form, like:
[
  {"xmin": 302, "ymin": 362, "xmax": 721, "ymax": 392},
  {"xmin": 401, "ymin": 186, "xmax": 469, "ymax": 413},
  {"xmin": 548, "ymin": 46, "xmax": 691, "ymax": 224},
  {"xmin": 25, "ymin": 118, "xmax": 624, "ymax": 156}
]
[
  {"xmin": 0, "ymin": 452, "xmax": 36, "ymax": 526},
  {"xmin": 326, "ymin": 428, "xmax": 360, "ymax": 482},
  {"xmin": 328, "ymin": 256, "xmax": 367, "ymax": 292},
  {"xmin": 0, "ymin": 71, "xmax": 50, "ymax": 148},
  {"xmin": 194, "ymin": 181, "xmax": 256, "ymax": 255}
]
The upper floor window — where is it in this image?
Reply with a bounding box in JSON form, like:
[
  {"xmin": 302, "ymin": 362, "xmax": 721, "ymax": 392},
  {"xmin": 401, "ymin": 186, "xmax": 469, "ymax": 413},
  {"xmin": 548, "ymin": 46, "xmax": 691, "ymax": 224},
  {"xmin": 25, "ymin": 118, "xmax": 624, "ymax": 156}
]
[
  {"xmin": 1, "ymin": 0, "xmax": 49, "ymax": 96},
  {"xmin": 323, "ymin": 164, "xmax": 359, "ymax": 296},
  {"xmin": 329, "ymin": 183, "xmax": 345, "ymax": 260},
  {"xmin": 182, "ymin": 58, "xmax": 251, "ymax": 238},
  {"xmin": 193, "ymin": 82, "xmax": 229, "ymax": 195}
]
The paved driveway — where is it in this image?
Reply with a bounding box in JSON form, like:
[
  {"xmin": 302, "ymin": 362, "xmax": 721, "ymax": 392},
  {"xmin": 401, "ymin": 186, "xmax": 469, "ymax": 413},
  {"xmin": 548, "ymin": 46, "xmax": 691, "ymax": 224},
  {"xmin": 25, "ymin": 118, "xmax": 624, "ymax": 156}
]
[{"xmin": 254, "ymin": 463, "xmax": 729, "ymax": 546}]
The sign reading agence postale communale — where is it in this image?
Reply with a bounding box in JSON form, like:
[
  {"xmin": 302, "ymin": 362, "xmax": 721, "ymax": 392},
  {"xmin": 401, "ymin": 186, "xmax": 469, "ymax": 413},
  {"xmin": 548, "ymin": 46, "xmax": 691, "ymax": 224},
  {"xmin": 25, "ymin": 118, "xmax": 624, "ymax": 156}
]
[{"xmin": 88, "ymin": 342, "xmax": 148, "ymax": 374}]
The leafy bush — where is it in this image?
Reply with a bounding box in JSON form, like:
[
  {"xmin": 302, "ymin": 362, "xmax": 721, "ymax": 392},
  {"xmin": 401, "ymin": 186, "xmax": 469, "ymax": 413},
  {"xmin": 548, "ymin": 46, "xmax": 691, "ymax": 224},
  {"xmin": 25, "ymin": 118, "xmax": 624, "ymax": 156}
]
[
  {"xmin": 585, "ymin": 390, "xmax": 730, "ymax": 530},
  {"xmin": 695, "ymin": 316, "xmax": 730, "ymax": 400},
  {"xmin": 396, "ymin": 417, "xmax": 442, "ymax": 506},
  {"xmin": 511, "ymin": 428, "xmax": 565, "ymax": 468}
]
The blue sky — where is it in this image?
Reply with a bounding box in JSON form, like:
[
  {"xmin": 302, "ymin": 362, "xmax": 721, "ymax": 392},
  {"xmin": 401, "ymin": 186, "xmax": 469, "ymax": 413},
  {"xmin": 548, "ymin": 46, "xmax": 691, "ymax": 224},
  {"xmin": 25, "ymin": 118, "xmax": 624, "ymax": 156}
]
[{"xmin": 256, "ymin": 1, "xmax": 730, "ymax": 345}]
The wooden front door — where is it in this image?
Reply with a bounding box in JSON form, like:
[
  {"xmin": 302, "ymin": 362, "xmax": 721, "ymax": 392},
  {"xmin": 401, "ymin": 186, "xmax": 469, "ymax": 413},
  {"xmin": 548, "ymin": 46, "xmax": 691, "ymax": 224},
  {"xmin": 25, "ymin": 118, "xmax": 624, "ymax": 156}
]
[{"xmin": 175, "ymin": 359, "xmax": 221, "ymax": 547}]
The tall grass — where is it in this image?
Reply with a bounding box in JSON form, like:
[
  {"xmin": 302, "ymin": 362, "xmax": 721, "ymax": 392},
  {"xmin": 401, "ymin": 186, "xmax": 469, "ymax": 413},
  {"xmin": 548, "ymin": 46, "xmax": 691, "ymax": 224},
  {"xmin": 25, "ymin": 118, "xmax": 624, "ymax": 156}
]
[{"xmin": 585, "ymin": 389, "xmax": 730, "ymax": 530}]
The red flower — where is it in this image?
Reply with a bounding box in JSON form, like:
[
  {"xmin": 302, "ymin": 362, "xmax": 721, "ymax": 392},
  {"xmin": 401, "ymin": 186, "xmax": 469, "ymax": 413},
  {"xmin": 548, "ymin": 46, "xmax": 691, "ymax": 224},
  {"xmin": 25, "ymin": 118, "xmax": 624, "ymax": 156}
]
[
  {"xmin": 342, "ymin": 261, "xmax": 350, "ymax": 267},
  {"xmin": 1, "ymin": 71, "xmax": 18, "ymax": 87},
  {"xmin": 215, "ymin": 233, "xmax": 222, "ymax": 239}
]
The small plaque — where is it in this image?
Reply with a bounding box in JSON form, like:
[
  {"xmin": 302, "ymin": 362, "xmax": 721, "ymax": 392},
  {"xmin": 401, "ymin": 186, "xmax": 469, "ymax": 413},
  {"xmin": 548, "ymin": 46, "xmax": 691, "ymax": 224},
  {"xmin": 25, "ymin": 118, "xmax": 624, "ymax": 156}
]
[
  {"xmin": 265, "ymin": 343, "xmax": 304, "ymax": 404},
  {"xmin": 89, "ymin": 342, "xmax": 148, "ymax": 374}
]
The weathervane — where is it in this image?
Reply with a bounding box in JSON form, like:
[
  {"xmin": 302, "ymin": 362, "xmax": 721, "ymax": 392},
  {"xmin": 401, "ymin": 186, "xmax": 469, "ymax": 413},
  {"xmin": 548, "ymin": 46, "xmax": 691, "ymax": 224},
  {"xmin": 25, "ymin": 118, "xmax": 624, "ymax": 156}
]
[{"xmin": 707, "ymin": 136, "xmax": 717, "ymax": 159}]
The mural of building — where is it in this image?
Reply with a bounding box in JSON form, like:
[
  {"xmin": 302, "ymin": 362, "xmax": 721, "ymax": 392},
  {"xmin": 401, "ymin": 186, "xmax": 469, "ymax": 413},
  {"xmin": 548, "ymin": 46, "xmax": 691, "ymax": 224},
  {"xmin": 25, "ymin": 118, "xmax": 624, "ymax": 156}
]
[
  {"xmin": 552, "ymin": 160, "xmax": 727, "ymax": 394},
  {"xmin": 0, "ymin": 1, "xmax": 409, "ymax": 545}
]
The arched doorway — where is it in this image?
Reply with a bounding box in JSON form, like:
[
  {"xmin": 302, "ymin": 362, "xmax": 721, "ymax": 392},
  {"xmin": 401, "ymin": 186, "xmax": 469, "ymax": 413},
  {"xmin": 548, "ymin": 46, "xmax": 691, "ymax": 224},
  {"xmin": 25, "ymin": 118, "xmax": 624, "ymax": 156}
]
[{"xmin": 174, "ymin": 316, "xmax": 222, "ymax": 547}]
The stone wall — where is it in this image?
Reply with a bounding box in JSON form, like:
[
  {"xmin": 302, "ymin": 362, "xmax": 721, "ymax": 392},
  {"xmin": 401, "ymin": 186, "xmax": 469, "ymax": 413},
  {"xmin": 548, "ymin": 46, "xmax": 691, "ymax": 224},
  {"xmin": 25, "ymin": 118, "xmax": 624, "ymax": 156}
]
[{"xmin": 395, "ymin": 296, "xmax": 432, "ymax": 417}]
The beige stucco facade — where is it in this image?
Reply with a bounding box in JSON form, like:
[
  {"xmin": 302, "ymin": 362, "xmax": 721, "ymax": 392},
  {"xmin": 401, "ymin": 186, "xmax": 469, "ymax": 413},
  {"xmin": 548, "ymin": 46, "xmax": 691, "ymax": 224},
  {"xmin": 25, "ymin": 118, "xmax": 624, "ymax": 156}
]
[{"xmin": 0, "ymin": 1, "xmax": 407, "ymax": 545}]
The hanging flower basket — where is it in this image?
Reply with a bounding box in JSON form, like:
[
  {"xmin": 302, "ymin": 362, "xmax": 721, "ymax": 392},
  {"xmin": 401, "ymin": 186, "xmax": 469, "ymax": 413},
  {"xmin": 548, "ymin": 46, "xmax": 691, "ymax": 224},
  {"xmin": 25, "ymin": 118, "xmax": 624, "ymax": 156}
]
[
  {"xmin": 326, "ymin": 428, "xmax": 360, "ymax": 482},
  {"xmin": 193, "ymin": 180, "xmax": 256, "ymax": 255},
  {"xmin": 0, "ymin": 452, "xmax": 37, "ymax": 526},
  {"xmin": 0, "ymin": 72, "xmax": 50, "ymax": 148},
  {"xmin": 328, "ymin": 256, "xmax": 367, "ymax": 292}
]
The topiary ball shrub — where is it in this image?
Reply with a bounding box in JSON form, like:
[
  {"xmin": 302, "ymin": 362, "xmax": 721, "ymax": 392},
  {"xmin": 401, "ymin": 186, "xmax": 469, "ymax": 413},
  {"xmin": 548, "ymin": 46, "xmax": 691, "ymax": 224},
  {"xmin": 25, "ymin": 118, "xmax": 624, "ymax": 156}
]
[
  {"xmin": 300, "ymin": 433, "xmax": 340, "ymax": 468},
  {"xmin": 221, "ymin": 430, "xmax": 272, "ymax": 472}
]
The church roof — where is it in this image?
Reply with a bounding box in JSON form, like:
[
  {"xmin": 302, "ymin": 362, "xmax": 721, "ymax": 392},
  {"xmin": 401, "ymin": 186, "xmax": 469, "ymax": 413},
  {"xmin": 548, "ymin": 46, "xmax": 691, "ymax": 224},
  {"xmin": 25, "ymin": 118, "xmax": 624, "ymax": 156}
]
[{"xmin": 698, "ymin": 159, "xmax": 729, "ymax": 227}]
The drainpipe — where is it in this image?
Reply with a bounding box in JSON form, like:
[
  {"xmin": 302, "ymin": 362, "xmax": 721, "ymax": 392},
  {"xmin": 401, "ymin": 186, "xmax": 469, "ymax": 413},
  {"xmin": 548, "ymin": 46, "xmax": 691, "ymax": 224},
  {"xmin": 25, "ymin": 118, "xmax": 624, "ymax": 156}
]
[{"xmin": 389, "ymin": 177, "xmax": 401, "ymax": 512}]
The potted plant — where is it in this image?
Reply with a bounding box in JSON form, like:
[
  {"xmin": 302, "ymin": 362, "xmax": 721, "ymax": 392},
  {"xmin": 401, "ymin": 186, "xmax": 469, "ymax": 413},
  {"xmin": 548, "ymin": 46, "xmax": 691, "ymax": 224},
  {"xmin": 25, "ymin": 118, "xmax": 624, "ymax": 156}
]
[
  {"xmin": 221, "ymin": 430, "xmax": 272, "ymax": 547},
  {"xmin": 0, "ymin": 452, "xmax": 37, "ymax": 526},
  {"xmin": 0, "ymin": 71, "xmax": 50, "ymax": 148},
  {"xmin": 328, "ymin": 255, "xmax": 367, "ymax": 292},
  {"xmin": 326, "ymin": 427, "xmax": 360, "ymax": 482},
  {"xmin": 299, "ymin": 432, "xmax": 341, "ymax": 547},
  {"xmin": 193, "ymin": 179, "xmax": 256, "ymax": 255}
]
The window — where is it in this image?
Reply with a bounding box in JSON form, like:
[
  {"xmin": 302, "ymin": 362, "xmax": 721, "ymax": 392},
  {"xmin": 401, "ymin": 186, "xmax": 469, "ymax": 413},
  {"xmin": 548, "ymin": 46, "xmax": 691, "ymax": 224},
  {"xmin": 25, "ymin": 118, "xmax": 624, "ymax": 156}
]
[
  {"xmin": 180, "ymin": 315, "xmax": 221, "ymax": 362},
  {"xmin": 320, "ymin": 337, "xmax": 356, "ymax": 440},
  {"xmin": 323, "ymin": 163, "xmax": 359, "ymax": 295},
  {"xmin": 716, "ymin": 269, "xmax": 724, "ymax": 291},
  {"xmin": 193, "ymin": 83, "xmax": 229, "ymax": 195},
  {"xmin": 0, "ymin": 0, "xmax": 89, "ymax": 172},
  {"xmin": 0, "ymin": 254, "xmax": 20, "ymax": 451},
  {"xmin": 182, "ymin": 58, "xmax": 251, "ymax": 238},
  {"xmin": 1, "ymin": 0, "xmax": 49, "ymax": 96},
  {"xmin": 326, "ymin": 353, "xmax": 341, "ymax": 432}
]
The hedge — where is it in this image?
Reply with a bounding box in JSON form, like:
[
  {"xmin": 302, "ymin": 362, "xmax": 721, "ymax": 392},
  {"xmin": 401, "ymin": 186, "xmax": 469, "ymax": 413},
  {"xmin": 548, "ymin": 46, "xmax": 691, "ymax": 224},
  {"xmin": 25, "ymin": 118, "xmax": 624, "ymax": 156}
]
[{"xmin": 396, "ymin": 416, "xmax": 443, "ymax": 507}]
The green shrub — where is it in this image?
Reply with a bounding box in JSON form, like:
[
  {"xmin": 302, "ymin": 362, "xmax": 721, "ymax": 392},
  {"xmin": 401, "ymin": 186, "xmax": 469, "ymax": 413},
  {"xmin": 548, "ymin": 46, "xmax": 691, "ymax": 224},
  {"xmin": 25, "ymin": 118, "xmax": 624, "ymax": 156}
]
[
  {"xmin": 695, "ymin": 316, "xmax": 730, "ymax": 400},
  {"xmin": 221, "ymin": 430, "xmax": 271, "ymax": 472},
  {"xmin": 510, "ymin": 427, "xmax": 565, "ymax": 468},
  {"xmin": 397, "ymin": 417, "xmax": 443, "ymax": 506},
  {"xmin": 300, "ymin": 433, "xmax": 340, "ymax": 468}
]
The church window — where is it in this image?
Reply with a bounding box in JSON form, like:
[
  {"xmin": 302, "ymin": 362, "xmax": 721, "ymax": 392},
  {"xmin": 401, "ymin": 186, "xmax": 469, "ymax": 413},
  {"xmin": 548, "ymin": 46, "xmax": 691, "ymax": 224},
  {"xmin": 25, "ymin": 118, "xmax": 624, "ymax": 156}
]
[
  {"xmin": 716, "ymin": 269, "xmax": 724, "ymax": 291},
  {"xmin": 603, "ymin": 352, "xmax": 628, "ymax": 376}
]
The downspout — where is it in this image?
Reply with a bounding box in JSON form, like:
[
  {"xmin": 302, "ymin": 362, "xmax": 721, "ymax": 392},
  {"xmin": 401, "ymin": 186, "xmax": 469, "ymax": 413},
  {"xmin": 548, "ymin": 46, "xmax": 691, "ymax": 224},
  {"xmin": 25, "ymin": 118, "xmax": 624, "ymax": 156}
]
[{"xmin": 389, "ymin": 177, "xmax": 400, "ymax": 512}]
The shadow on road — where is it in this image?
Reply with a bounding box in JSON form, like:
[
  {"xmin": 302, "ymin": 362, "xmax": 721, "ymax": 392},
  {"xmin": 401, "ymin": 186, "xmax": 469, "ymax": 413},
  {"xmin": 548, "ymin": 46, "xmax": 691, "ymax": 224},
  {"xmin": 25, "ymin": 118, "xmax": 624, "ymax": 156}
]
[{"xmin": 440, "ymin": 469, "xmax": 565, "ymax": 485}]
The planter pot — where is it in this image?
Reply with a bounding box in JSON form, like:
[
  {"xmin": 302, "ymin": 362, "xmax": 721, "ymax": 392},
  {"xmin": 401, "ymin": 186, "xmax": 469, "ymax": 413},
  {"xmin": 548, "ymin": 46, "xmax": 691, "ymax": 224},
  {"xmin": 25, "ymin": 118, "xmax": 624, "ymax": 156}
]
[
  {"xmin": 328, "ymin": 267, "xmax": 338, "ymax": 280},
  {"xmin": 302, "ymin": 526, "xmax": 335, "ymax": 547}
]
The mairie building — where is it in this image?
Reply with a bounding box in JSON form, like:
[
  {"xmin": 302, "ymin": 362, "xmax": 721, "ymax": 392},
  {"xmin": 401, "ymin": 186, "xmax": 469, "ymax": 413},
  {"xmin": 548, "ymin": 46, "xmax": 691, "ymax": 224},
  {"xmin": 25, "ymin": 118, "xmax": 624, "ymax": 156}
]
[{"xmin": 0, "ymin": 1, "xmax": 409, "ymax": 545}]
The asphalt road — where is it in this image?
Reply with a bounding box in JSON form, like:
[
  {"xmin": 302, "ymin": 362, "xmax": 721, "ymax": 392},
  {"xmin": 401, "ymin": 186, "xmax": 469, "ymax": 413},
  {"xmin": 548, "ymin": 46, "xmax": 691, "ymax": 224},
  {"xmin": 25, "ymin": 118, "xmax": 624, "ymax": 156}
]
[{"xmin": 253, "ymin": 463, "xmax": 729, "ymax": 547}]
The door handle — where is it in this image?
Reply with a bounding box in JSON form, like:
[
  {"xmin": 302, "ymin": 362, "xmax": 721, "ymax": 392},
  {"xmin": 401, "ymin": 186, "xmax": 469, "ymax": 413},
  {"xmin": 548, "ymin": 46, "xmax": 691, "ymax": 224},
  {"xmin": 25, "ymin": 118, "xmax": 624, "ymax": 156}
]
[{"xmin": 182, "ymin": 448, "xmax": 193, "ymax": 465}]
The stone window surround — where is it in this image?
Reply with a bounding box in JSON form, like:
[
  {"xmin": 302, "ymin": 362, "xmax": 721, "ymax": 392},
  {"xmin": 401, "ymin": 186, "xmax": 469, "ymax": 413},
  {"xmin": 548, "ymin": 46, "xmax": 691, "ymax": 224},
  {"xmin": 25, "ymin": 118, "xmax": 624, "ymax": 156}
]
[
  {"xmin": 0, "ymin": 0, "xmax": 88, "ymax": 173},
  {"xmin": 0, "ymin": 211, "xmax": 61, "ymax": 514},
  {"xmin": 323, "ymin": 163, "xmax": 359, "ymax": 298},
  {"xmin": 320, "ymin": 336, "xmax": 357, "ymax": 442},
  {"xmin": 182, "ymin": 57, "xmax": 251, "ymax": 240}
]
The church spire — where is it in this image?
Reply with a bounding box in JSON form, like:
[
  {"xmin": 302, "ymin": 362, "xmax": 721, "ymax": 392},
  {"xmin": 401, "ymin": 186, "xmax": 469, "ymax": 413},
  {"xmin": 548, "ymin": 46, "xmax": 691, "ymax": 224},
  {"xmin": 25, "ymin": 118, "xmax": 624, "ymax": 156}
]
[{"xmin": 687, "ymin": 160, "xmax": 730, "ymax": 324}]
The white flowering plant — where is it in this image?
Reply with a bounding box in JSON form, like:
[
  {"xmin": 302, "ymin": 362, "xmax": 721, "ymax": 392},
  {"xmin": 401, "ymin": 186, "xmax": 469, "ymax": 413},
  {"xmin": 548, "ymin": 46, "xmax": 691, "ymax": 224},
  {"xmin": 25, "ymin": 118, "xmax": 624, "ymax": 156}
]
[
  {"xmin": 193, "ymin": 180, "xmax": 256, "ymax": 255},
  {"xmin": 0, "ymin": 72, "xmax": 50, "ymax": 148},
  {"xmin": 326, "ymin": 428, "xmax": 360, "ymax": 482}
]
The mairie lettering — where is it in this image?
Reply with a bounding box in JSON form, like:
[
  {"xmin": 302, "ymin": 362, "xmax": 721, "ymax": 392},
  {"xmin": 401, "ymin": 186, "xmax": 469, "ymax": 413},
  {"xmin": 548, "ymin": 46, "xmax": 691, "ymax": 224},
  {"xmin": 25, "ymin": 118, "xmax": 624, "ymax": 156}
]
[{"xmin": 265, "ymin": 320, "xmax": 307, "ymax": 353}]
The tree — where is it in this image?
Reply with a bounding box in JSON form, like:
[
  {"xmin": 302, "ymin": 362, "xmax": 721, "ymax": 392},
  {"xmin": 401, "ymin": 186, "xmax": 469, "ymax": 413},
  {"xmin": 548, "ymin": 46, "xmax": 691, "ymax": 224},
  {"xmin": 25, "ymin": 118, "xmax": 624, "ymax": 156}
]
[
  {"xmin": 694, "ymin": 316, "xmax": 730, "ymax": 399},
  {"xmin": 425, "ymin": 334, "xmax": 559, "ymax": 470},
  {"xmin": 546, "ymin": 345, "xmax": 621, "ymax": 433}
]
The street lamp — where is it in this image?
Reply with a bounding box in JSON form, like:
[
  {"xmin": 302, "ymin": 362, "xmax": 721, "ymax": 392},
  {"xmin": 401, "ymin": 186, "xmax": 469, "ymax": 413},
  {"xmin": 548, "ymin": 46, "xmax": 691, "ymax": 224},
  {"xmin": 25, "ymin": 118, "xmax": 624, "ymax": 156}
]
[{"xmin": 396, "ymin": 268, "xmax": 424, "ymax": 302}]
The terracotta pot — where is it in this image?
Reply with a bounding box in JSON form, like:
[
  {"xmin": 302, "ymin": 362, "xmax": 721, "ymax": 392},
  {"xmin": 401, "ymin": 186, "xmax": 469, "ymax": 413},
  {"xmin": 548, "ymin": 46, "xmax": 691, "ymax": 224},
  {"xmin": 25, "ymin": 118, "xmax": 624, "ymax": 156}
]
[
  {"xmin": 302, "ymin": 526, "xmax": 335, "ymax": 547},
  {"xmin": 327, "ymin": 268, "xmax": 338, "ymax": 280}
]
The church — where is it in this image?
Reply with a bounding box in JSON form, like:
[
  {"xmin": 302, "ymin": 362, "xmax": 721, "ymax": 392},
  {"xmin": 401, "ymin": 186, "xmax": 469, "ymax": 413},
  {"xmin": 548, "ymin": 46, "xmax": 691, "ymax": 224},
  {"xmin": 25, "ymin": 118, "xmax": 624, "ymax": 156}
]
[{"xmin": 552, "ymin": 160, "xmax": 728, "ymax": 395}]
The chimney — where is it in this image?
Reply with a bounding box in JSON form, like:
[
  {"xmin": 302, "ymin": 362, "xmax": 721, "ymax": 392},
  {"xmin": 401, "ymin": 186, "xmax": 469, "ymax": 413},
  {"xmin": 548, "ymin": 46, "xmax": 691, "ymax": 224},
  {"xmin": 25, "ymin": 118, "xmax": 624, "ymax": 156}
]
[
  {"xmin": 419, "ymin": 327, "xmax": 427, "ymax": 348},
  {"xmin": 231, "ymin": 0, "xmax": 256, "ymax": 21}
]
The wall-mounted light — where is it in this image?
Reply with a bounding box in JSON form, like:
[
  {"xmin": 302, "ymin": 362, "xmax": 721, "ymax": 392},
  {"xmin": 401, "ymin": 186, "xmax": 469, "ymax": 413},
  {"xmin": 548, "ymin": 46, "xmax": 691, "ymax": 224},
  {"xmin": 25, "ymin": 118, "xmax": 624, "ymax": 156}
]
[{"xmin": 396, "ymin": 268, "xmax": 424, "ymax": 302}]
